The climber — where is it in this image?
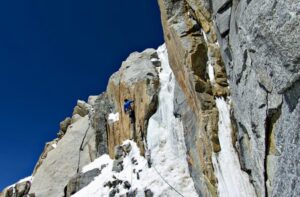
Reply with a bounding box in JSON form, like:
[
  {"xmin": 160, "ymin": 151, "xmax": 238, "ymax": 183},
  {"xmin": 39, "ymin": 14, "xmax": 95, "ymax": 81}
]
[
  {"xmin": 124, "ymin": 99, "xmax": 133, "ymax": 112},
  {"xmin": 124, "ymin": 99, "xmax": 136, "ymax": 140},
  {"xmin": 124, "ymin": 99, "xmax": 135, "ymax": 123}
]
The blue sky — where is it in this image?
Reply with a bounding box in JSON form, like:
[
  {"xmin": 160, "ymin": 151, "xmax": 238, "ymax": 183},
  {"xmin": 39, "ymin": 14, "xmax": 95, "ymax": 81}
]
[{"xmin": 0, "ymin": 0, "xmax": 163, "ymax": 190}]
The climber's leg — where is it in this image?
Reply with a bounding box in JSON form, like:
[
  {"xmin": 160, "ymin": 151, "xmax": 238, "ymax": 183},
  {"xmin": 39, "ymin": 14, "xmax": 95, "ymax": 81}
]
[{"xmin": 129, "ymin": 110, "xmax": 136, "ymax": 140}]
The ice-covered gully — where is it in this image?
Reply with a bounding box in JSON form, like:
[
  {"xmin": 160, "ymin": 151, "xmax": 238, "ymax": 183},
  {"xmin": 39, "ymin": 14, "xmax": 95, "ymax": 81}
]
[{"xmin": 73, "ymin": 45, "xmax": 197, "ymax": 197}]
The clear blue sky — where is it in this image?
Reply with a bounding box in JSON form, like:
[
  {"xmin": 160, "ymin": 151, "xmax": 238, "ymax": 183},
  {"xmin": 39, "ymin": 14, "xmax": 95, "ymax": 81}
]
[{"xmin": 0, "ymin": 0, "xmax": 163, "ymax": 190}]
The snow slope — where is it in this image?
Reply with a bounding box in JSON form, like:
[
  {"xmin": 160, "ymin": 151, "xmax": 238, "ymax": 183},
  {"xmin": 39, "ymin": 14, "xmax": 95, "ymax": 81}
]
[{"xmin": 72, "ymin": 45, "xmax": 197, "ymax": 197}]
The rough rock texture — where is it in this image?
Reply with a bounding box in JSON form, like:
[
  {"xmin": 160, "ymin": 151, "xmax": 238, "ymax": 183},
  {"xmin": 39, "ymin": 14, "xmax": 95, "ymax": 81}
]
[
  {"xmin": 92, "ymin": 93, "xmax": 113, "ymax": 157},
  {"xmin": 106, "ymin": 48, "xmax": 160, "ymax": 157},
  {"xmin": 2, "ymin": 1, "xmax": 299, "ymax": 196},
  {"xmin": 160, "ymin": 0, "xmax": 300, "ymax": 196},
  {"xmin": 64, "ymin": 168, "xmax": 101, "ymax": 197},
  {"xmin": 213, "ymin": 0, "xmax": 300, "ymax": 196},
  {"xmin": 29, "ymin": 100, "xmax": 97, "ymax": 197},
  {"xmin": 57, "ymin": 117, "xmax": 72, "ymax": 138},
  {"xmin": 1, "ymin": 180, "xmax": 32, "ymax": 197},
  {"xmin": 32, "ymin": 138, "xmax": 59, "ymax": 175}
]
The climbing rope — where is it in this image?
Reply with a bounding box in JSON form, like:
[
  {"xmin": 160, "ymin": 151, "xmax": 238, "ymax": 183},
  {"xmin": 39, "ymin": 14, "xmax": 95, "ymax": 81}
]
[
  {"xmin": 144, "ymin": 140, "xmax": 184, "ymax": 197},
  {"xmin": 77, "ymin": 113, "xmax": 92, "ymax": 173},
  {"xmin": 79, "ymin": 122, "xmax": 91, "ymax": 151},
  {"xmin": 152, "ymin": 165, "xmax": 185, "ymax": 197}
]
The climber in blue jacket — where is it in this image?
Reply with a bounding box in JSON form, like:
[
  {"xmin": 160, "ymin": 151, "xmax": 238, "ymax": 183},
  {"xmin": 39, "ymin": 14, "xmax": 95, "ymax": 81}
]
[
  {"xmin": 124, "ymin": 99, "xmax": 135, "ymax": 123},
  {"xmin": 124, "ymin": 99, "xmax": 134, "ymax": 114},
  {"xmin": 124, "ymin": 99, "xmax": 136, "ymax": 140}
]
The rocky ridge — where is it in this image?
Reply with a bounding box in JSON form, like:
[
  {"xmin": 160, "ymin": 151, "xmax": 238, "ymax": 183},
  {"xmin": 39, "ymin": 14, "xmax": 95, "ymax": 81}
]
[{"xmin": 1, "ymin": 0, "xmax": 300, "ymax": 197}]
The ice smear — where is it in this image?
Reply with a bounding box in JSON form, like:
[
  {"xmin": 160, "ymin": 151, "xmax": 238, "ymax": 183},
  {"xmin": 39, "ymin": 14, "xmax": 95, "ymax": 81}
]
[
  {"xmin": 212, "ymin": 98, "xmax": 256, "ymax": 197},
  {"xmin": 202, "ymin": 30, "xmax": 216, "ymax": 85},
  {"xmin": 146, "ymin": 44, "xmax": 197, "ymax": 196}
]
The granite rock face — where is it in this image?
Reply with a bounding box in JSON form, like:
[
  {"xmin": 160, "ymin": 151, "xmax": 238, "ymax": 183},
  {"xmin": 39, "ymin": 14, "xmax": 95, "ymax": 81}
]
[
  {"xmin": 92, "ymin": 93, "xmax": 113, "ymax": 157},
  {"xmin": 159, "ymin": 0, "xmax": 300, "ymax": 196},
  {"xmin": 214, "ymin": 0, "xmax": 300, "ymax": 196},
  {"xmin": 158, "ymin": 0, "xmax": 229, "ymax": 195},
  {"xmin": 30, "ymin": 107, "xmax": 96, "ymax": 196},
  {"xmin": 106, "ymin": 48, "xmax": 160, "ymax": 157},
  {"xmin": 2, "ymin": 1, "xmax": 299, "ymax": 196}
]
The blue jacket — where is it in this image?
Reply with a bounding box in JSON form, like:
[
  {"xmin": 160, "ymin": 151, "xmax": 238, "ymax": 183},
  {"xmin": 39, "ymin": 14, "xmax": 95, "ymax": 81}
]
[{"xmin": 124, "ymin": 100, "xmax": 134, "ymax": 112}]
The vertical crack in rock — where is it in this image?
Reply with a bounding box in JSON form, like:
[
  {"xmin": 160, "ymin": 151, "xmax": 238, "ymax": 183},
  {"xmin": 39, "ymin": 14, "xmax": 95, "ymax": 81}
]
[{"xmin": 264, "ymin": 100, "xmax": 282, "ymax": 196}]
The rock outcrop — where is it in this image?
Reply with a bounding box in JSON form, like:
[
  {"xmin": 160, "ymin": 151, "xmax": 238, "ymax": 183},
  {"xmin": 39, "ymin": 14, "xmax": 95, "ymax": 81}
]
[
  {"xmin": 1, "ymin": 177, "xmax": 33, "ymax": 197},
  {"xmin": 106, "ymin": 48, "xmax": 160, "ymax": 157},
  {"xmin": 64, "ymin": 168, "xmax": 101, "ymax": 197},
  {"xmin": 29, "ymin": 100, "xmax": 97, "ymax": 197}
]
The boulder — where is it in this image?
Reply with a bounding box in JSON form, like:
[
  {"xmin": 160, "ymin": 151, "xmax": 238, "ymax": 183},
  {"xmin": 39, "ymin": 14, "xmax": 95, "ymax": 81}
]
[
  {"xmin": 114, "ymin": 145, "xmax": 124, "ymax": 160},
  {"xmin": 65, "ymin": 168, "xmax": 101, "ymax": 196},
  {"xmin": 112, "ymin": 158, "xmax": 124, "ymax": 173},
  {"xmin": 1, "ymin": 180, "xmax": 31, "ymax": 197},
  {"xmin": 123, "ymin": 181, "xmax": 131, "ymax": 190},
  {"xmin": 144, "ymin": 189, "xmax": 154, "ymax": 197}
]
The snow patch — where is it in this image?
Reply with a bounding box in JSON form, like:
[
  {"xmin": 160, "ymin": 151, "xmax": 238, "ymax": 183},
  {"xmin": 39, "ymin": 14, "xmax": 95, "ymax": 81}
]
[
  {"xmin": 82, "ymin": 154, "xmax": 112, "ymax": 173},
  {"xmin": 151, "ymin": 58, "xmax": 159, "ymax": 62},
  {"xmin": 212, "ymin": 98, "xmax": 256, "ymax": 197},
  {"xmin": 108, "ymin": 113, "xmax": 120, "ymax": 123},
  {"xmin": 72, "ymin": 141, "xmax": 157, "ymax": 196}
]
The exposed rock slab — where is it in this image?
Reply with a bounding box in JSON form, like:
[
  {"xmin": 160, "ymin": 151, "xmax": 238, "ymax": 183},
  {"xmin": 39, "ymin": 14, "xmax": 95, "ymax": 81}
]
[
  {"xmin": 29, "ymin": 114, "xmax": 97, "ymax": 197},
  {"xmin": 65, "ymin": 168, "xmax": 101, "ymax": 197}
]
